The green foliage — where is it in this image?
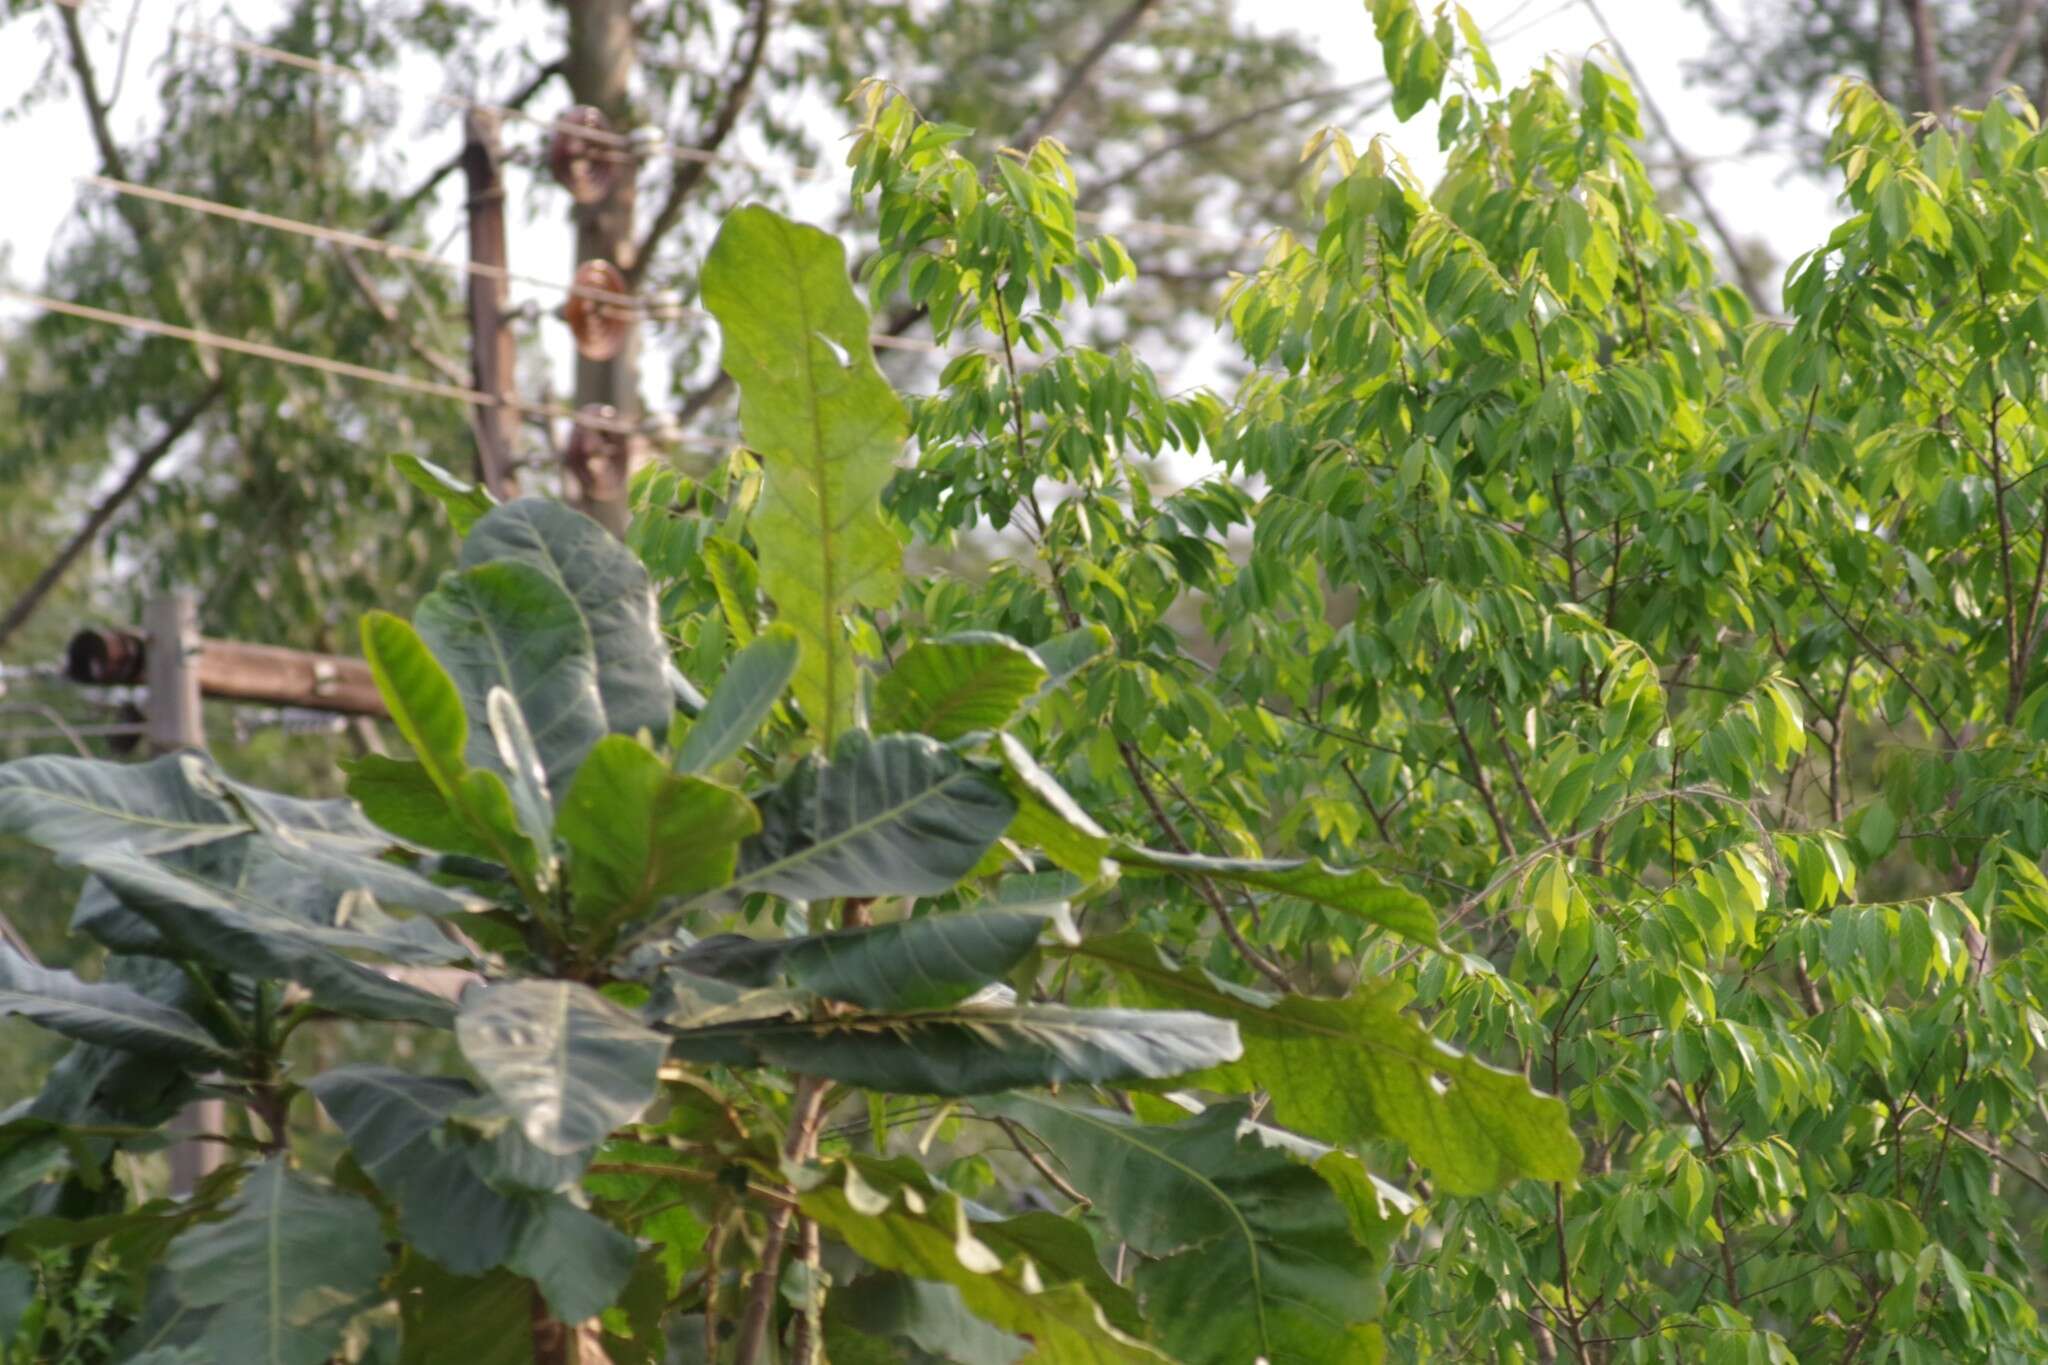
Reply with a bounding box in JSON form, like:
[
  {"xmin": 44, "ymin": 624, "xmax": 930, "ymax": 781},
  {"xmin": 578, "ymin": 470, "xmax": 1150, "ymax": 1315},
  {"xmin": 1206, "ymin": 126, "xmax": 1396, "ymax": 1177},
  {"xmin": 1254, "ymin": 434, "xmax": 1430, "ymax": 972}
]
[{"xmin": 30, "ymin": 20, "xmax": 2048, "ymax": 1356}]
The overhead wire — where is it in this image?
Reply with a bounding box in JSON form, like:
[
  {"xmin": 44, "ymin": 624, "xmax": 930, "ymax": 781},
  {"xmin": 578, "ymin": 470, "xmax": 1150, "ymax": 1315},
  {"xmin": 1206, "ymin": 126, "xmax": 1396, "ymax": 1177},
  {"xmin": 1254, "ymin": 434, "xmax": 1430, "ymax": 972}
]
[
  {"xmin": 170, "ymin": 24, "xmax": 1269, "ymax": 254},
  {"xmin": 0, "ymin": 286, "xmax": 733, "ymax": 447},
  {"xmin": 76, "ymin": 174, "xmax": 945, "ymax": 352}
]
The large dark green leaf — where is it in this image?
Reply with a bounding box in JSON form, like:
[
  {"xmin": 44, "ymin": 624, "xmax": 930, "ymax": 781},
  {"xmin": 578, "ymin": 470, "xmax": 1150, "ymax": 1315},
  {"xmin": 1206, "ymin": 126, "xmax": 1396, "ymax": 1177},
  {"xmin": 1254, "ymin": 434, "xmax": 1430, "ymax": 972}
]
[
  {"xmin": 798, "ymin": 1161, "xmax": 1168, "ymax": 1364},
  {"xmin": 457, "ymin": 498, "xmax": 671, "ymax": 744},
  {"xmin": 673, "ymin": 625, "xmax": 799, "ymax": 774},
  {"xmin": 702, "ymin": 204, "xmax": 908, "ymax": 745},
  {"xmin": 166, "ymin": 1158, "xmax": 387, "ymax": 1365},
  {"xmin": 0, "ymin": 752, "xmax": 245, "ymax": 858},
  {"xmin": 663, "ymin": 1003, "xmax": 1238, "ymax": 1093},
  {"xmin": 414, "ymin": 561, "xmax": 604, "ymax": 801},
  {"xmin": 556, "ymin": 736, "xmax": 758, "ymax": 934},
  {"xmin": 83, "ymin": 850, "xmax": 455, "ymax": 1028},
  {"xmin": 0, "ymin": 945, "xmax": 226, "ymax": 1064},
  {"xmin": 503, "ymin": 1196, "xmax": 637, "ymax": 1323},
  {"xmin": 307, "ymin": 1067, "xmax": 531, "ymax": 1276},
  {"xmin": 828, "ymin": 1272, "xmax": 1029, "ymax": 1364},
  {"xmin": 873, "ymin": 634, "xmax": 1050, "ymax": 741},
  {"xmin": 1070, "ymin": 934, "xmax": 1580, "ymax": 1195},
  {"xmin": 980, "ymin": 1096, "xmax": 1387, "ymax": 1365},
  {"xmin": 735, "ymin": 734, "xmax": 1016, "ymax": 901},
  {"xmin": 1113, "ymin": 844, "xmax": 1437, "ymax": 945},
  {"xmin": 666, "ymin": 908, "xmax": 1054, "ymax": 1012},
  {"xmin": 455, "ymin": 980, "xmax": 667, "ymax": 1154}
]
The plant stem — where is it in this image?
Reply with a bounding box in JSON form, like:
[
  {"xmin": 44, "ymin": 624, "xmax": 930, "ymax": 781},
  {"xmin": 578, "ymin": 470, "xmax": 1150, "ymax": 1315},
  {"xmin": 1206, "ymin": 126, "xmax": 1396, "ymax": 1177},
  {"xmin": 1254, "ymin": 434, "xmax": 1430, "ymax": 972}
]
[{"xmin": 732, "ymin": 1077, "xmax": 831, "ymax": 1365}]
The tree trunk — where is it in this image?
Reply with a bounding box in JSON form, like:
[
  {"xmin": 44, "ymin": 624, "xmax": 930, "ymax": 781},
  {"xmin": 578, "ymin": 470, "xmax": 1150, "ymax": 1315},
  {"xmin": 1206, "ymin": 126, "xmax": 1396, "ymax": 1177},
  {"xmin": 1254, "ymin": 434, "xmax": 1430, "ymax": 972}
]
[{"xmin": 564, "ymin": 0, "xmax": 640, "ymax": 535}]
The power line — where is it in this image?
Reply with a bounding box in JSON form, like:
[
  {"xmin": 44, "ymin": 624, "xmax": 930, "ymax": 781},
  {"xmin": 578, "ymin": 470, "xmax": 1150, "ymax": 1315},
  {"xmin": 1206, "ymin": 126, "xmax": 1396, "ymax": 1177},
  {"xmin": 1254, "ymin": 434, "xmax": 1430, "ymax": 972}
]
[
  {"xmin": 78, "ymin": 175, "xmax": 945, "ymax": 353},
  {"xmin": 171, "ymin": 23, "xmax": 1267, "ymax": 254},
  {"xmin": 0, "ymin": 285, "xmax": 732, "ymax": 446}
]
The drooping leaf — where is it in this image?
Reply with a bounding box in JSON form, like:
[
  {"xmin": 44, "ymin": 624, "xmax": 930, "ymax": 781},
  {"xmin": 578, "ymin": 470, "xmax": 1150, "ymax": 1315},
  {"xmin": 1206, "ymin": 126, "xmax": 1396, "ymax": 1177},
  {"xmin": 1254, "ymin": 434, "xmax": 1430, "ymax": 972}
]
[
  {"xmin": 0, "ymin": 751, "xmax": 246, "ymax": 859},
  {"xmin": 979, "ymin": 1096, "xmax": 1388, "ymax": 1365},
  {"xmin": 166, "ymin": 1158, "xmax": 387, "ymax": 1365},
  {"xmin": 82, "ymin": 849, "xmax": 457, "ymax": 1028},
  {"xmin": 392, "ymin": 453, "xmax": 497, "ymax": 535},
  {"xmin": 1113, "ymin": 844, "xmax": 1437, "ymax": 946},
  {"xmin": 873, "ymin": 634, "xmax": 1050, "ymax": 741},
  {"xmin": 455, "ymin": 980, "xmax": 667, "ymax": 1154},
  {"xmin": 1000, "ymin": 735, "xmax": 1115, "ymax": 884},
  {"xmin": 0, "ymin": 944, "xmax": 226, "ymax": 1063},
  {"xmin": 673, "ymin": 625, "xmax": 799, "ymax": 774},
  {"xmin": 457, "ymin": 497, "xmax": 672, "ymax": 745},
  {"xmin": 556, "ymin": 736, "xmax": 758, "ymax": 934},
  {"xmin": 662, "ymin": 1003, "xmax": 1239, "ymax": 1094},
  {"xmin": 307, "ymin": 1067, "xmax": 532, "ymax": 1277},
  {"xmin": 827, "ymin": 1271, "xmax": 1029, "ymax": 1364},
  {"xmin": 1071, "ymin": 934, "xmax": 1581, "ymax": 1195},
  {"xmin": 414, "ymin": 561, "xmax": 604, "ymax": 801},
  {"xmin": 702, "ymin": 204, "xmax": 908, "ymax": 744},
  {"xmin": 702, "ymin": 536, "xmax": 761, "ymax": 644},
  {"xmin": 1029, "ymin": 624, "xmax": 1113, "ymax": 688},
  {"xmin": 666, "ymin": 908, "xmax": 1053, "ymax": 1012},
  {"xmin": 798, "ymin": 1161, "xmax": 1169, "ymax": 1364},
  {"xmin": 735, "ymin": 733, "xmax": 1017, "ymax": 901},
  {"xmin": 503, "ymin": 1195, "xmax": 638, "ymax": 1324}
]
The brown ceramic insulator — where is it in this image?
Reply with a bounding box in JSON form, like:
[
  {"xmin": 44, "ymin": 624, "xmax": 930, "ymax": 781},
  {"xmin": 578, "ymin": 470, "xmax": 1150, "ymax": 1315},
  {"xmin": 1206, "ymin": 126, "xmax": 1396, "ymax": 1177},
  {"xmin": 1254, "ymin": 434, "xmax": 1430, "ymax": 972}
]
[
  {"xmin": 548, "ymin": 105, "xmax": 619, "ymax": 205},
  {"xmin": 65, "ymin": 627, "xmax": 146, "ymax": 685},
  {"xmin": 565, "ymin": 259, "xmax": 632, "ymax": 361}
]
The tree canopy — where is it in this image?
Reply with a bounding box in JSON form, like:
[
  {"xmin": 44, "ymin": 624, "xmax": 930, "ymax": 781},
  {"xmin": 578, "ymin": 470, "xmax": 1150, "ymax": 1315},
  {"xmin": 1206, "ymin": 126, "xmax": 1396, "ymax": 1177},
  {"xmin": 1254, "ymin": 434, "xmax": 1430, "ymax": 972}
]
[{"xmin": 6, "ymin": 2, "xmax": 2048, "ymax": 1363}]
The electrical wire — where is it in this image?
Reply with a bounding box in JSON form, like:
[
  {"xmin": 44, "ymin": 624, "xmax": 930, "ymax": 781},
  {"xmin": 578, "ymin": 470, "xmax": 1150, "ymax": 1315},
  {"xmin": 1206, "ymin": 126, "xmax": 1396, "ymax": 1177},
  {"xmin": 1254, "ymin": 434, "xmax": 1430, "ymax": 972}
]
[
  {"xmin": 77, "ymin": 175, "xmax": 946, "ymax": 353},
  {"xmin": 0, "ymin": 285, "xmax": 732, "ymax": 447},
  {"xmin": 171, "ymin": 24, "xmax": 1267, "ymax": 253}
]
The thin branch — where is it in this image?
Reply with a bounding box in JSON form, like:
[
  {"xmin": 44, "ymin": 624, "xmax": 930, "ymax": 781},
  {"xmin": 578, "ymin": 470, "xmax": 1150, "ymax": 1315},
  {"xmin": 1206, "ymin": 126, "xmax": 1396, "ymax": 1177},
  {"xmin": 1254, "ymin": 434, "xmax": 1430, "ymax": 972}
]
[
  {"xmin": 628, "ymin": 0, "xmax": 772, "ymax": 286},
  {"xmin": 732, "ymin": 1078, "xmax": 831, "ymax": 1365},
  {"xmin": 1083, "ymin": 79, "xmax": 1385, "ymax": 204},
  {"xmin": 995, "ymin": 1116, "xmax": 1090, "ymax": 1207},
  {"xmin": 0, "ymin": 378, "xmax": 226, "ymax": 650},
  {"xmin": 1978, "ymin": 0, "xmax": 2045, "ymax": 103},
  {"xmin": 1437, "ymin": 675, "xmax": 1517, "ymax": 859},
  {"xmin": 1794, "ymin": 554, "xmax": 1960, "ymax": 749},
  {"xmin": 1015, "ymin": 0, "xmax": 1161, "ymax": 147},
  {"xmin": 1903, "ymin": 0, "xmax": 1948, "ymax": 117},
  {"xmin": 1578, "ymin": 0, "xmax": 1769, "ymax": 311}
]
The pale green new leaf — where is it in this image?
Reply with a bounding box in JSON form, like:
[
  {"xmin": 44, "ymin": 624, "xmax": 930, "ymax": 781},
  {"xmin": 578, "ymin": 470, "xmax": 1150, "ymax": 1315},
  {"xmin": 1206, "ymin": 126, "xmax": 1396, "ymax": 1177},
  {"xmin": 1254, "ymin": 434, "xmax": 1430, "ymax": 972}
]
[
  {"xmin": 702, "ymin": 204, "xmax": 908, "ymax": 744},
  {"xmin": 0, "ymin": 944, "xmax": 226, "ymax": 1063},
  {"xmin": 1071, "ymin": 935, "xmax": 1580, "ymax": 1195},
  {"xmin": 873, "ymin": 633, "xmax": 1050, "ymax": 740},
  {"xmin": 673, "ymin": 625, "xmax": 799, "ymax": 774},
  {"xmin": 392, "ymin": 453, "xmax": 496, "ymax": 535},
  {"xmin": 166, "ymin": 1158, "xmax": 387, "ymax": 1365},
  {"xmin": 455, "ymin": 980, "xmax": 667, "ymax": 1154},
  {"xmin": 557, "ymin": 735, "xmax": 759, "ymax": 933}
]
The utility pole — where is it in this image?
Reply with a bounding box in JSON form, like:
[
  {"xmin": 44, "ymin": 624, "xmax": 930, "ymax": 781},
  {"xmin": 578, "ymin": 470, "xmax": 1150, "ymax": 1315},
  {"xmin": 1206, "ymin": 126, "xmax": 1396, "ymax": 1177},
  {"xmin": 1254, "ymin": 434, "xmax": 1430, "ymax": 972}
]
[
  {"xmin": 564, "ymin": 0, "xmax": 640, "ymax": 536},
  {"xmin": 141, "ymin": 592, "xmax": 222, "ymax": 1191},
  {"xmin": 463, "ymin": 108, "xmax": 521, "ymax": 500}
]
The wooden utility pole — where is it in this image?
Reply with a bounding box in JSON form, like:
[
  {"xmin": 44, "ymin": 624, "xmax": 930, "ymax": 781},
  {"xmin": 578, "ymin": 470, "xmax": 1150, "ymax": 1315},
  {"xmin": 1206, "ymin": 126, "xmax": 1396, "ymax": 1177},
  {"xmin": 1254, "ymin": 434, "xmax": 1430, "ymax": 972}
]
[
  {"xmin": 141, "ymin": 592, "xmax": 222, "ymax": 1191},
  {"xmin": 463, "ymin": 109, "xmax": 521, "ymax": 500},
  {"xmin": 565, "ymin": 0, "xmax": 640, "ymax": 536}
]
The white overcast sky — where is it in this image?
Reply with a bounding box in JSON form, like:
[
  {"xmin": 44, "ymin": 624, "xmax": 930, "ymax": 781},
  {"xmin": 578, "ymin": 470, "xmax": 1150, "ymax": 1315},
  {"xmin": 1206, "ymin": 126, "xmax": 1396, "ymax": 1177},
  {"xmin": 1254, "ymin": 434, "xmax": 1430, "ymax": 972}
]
[{"xmin": 0, "ymin": 1, "xmax": 1841, "ymax": 392}]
